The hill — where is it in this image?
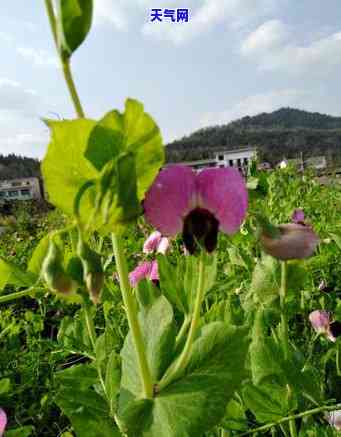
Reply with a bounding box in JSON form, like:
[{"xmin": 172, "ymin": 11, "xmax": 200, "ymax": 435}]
[
  {"xmin": 166, "ymin": 107, "xmax": 341, "ymax": 166},
  {"xmin": 0, "ymin": 154, "xmax": 41, "ymax": 180}
]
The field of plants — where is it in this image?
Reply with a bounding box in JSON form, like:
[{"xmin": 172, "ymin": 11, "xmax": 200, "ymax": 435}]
[{"xmin": 1, "ymin": 1, "xmax": 341, "ymax": 436}]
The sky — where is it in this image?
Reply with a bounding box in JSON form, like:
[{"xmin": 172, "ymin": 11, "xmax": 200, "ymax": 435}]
[{"xmin": 1, "ymin": 1, "xmax": 341, "ymax": 158}]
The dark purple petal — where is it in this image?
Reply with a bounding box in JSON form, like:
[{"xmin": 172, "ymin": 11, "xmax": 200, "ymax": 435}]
[
  {"xmin": 196, "ymin": 168, "xmax": 248, "ymax": 235},
  {"xmin": 183, "ymin": 208, "xmax": 218, "ymax": 254},
  {"xmin": 144, "ymin": 165, "xmax": 196, "ymax": 236}
]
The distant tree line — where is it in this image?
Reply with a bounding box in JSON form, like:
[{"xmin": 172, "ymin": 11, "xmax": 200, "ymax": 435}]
[
  {"xmin": 166, "ymin": 108, "xmax": 341, "ymax": 167},
  {"xmin": 0, "ymin": 154, "xmax": 41, "ymax": 180}
]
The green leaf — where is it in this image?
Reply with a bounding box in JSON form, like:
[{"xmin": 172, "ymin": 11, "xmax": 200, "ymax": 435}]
[
  {"xmin": 243, "ymin": 382, "xmax": 291, "ymax": 423},
  {"xmin": 57, "ymin": 0, "xmax": 93, "ymax": 59},
  {"xmin": 5, "ymin": 426, "xmax": 34, "ymax": 437},
  {"xmin": 85, "ymin": 99, "xmax": 164, "ymax": 200},
  {"xmin": 222, "ymin": 399, "xmax": 248, "ymax": 431},
  {"xmin": 55, "ymin": 364, "xmax": 98, "ymax": 391},
  {"xmin": 250, "ymin": 311, "xmax": 285, "ymax": 385},
  {"xmin": 0, "ymin": 377, "xmax": 10, "ymax": 394},
  {"xmin": 249, "ymin": 255, "xmax": 279, "ymax": 307},
  {"xmin": 0, "ymin": 259, "xmax": 37, "ymax": 292},
  {"xmin": 55, "ymin": 388, "xmax": 120, "ymax": 437},
  {"xmin": 42, "ymin": 119, "xmax": 98, "ymax": 217},
  {"xmin": 27, "ymin": 234, "xmax": 51, "ymax": 275},
  {"xmin": 330, "ymin": 232, "xmax": 341, "ymax": 250},
  {"xmin": 105, "ymin": 351, "xmax": 121, "ymax": 414},
  {"xmin": 119, "ymin": 322, "xmax": 250, "ymax": 436},
  {"xmin": 157, "ymin": 255, "xmax": 188, "ymax": 313},
  {"xmin": 120, "ymin": 295, "xmax": 176, "ymax": 405}
]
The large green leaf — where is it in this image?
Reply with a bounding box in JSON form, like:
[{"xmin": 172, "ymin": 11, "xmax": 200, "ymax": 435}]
[
  {"xmin": 120, "ymin": 295, "xmax": 176, "ymax": 406},
  {"xmin": 85, "ymin": 98, "xmax": 164, "ymax": 200},
  {"xmin": 243, "ymin": 382, "xmax": 292, "ymax": 423},
  {"xmin": 0, "ymin": 259, "xmax": 37, "ymax": 292},
  {"xmin": 119, "ymin": 322, "xmax": 250, "ymax": 436},
  {"xmin": 55, "ymin": 363, "xmax": 120, "ymax": 436},
  {"xmin": 42, "ymin": 119, "xmax": 98, "ymax": 217},
  {"xmin": 57, "ymin": 0, "xmax": 93, "ymax": 59},
  {"xmin": 56, "ymin": 388, "xmax": 119, "ymax": 437}
]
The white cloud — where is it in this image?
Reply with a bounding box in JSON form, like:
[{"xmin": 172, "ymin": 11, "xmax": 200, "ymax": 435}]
[
  {"xmin": 200, "ymin": 89, "xmax": 313, "ymax": 126},
  {"xmin": 241, "ymin": 19, "xmax": 288, "ymax": 55},
  {"xmin": 241, "ymin": 20, "xmax": 341, "ymax": 74},
  {"xmin": 17, "ymin": 47, "xmax": 58, "ymax": 69},
  {"xmin": 93, "ymin": 0, "xmax": 129, "ymax": 30},
  {"xmin": 0, "ymin": 31, "xmax": 13, "ymax": 44},
  {"xmin": 0, "ymin": 78, "xmax": 52, "ymax": 158}
]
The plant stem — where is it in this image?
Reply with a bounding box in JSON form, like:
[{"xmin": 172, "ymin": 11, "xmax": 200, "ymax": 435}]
[
  {"xmin": 62, "ymin": 59, "xmax": 85, "ymax": 118},
  {"xmin": 83, "ymin": 301, "xmax": 109, "ymax": 400},
  {"xmin": 175, "ymin": 315, "xmax": 190, "ymax": 348},
  {"xmin": 280, "ymin": 261, "xmax": 289, "ymax": 360},
  {"xmin": 111, "ymin": 233, "xmax": 153, "ymax": 399},
  {"xmin": 280, "ymin": 262, "xmax": 297, "ymax": 436},
  {"xmin": 0, "ymin": 285, "xmax": 43, "ymax": 304},
  {"xmin": 238, "ymin": 402, "xmax": 341, "ymax": 436},
  {"xmin": 158, "ymin": 251, "xmax": 206, "ymax": 390},
  {"xmin": 337, "ymin": 344, "xmax": 341, "ymax": 376},
  {"xmin": 83, "ymin": 301, "xmax": 96, "ymax": 350},
  {"xmin": 44, "ymin": 0, "xmax": 85, "ymax": 118}
]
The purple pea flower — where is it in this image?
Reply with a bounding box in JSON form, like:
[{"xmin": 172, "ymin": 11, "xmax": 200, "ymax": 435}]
[
  {"xmin": 129, "ymin": 260, "xmax": 159, "ymax": 287},
  {"xmin": 143, "ymin": 231, "xmax": 169, "ymax": 255},
  {"xmin": 143, "ymin": 165, "xmax": 248, "ymax": 254},
  {"xmin": 326, "ymin": 410, "xmax": 341, "ymax": 430},
  {"xmin": 291, "ymin": 208, "xmax": 305, "ymax": 224},
  {"xmin": 0, "ymin": 408, "xmax": 7, "ymax": 437},
  {"xmin": 309, "ymin": 310, "xmax": 336, "ymax": 342}
]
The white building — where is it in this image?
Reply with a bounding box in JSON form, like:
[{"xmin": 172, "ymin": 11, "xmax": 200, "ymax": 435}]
[
  {"xmin": 0, "ymin": 177, "xmax": 43, "ymax": 201},
  {"xmin": 168, "ymin": 146, "xmax": 257, "ymax": 176}
]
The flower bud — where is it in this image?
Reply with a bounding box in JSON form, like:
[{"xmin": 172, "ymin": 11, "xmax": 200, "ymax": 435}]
[
  {"xmin": 291, "ymin": 208, "xmax": 305, "ymax": 224},
  {"xmin": 326, "ymin": 410, "xmax": 341, "ymax": 430},
  {"xmin": 143, "ymin": 231, "xmax": 170, "ymax": 255},
  {"xmin": 77, "ymin": 238, "xmax": 104, "ymax": 304},
  {"xmin": 42, "ymin": 238, "xmax": 77, "ymax": 295},
  {"xmin": 260, "ymin": 223, "xmax": 319, "ymax": 260},
  {"xmin": 0, "ymin": 408, "xmax": 7, "ymax": 437},
  {"xmin": 309, "ymin": 310, "xmax": 335, "ymax": 342}
]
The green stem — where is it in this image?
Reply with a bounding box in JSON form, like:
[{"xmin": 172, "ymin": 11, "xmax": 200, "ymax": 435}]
[
  {"xmin": 159, "ymin": 251, "xmax": 206, "ymax": 390},
  {"xmin": 280, "ymin": 261, "xmax": 289, "ymax": 360},
  {"xmin": 221, "ymin": 429, "xmax": 230, "ymax": 437},
  {"xmin": 337, "ymin": 344, "xmax": 341, "ymax": 376},
  {"xmin": 83, "ymin": 302, "xmax": 96, "ymax": 350},
  {"xmin": 288, "ymin": 419, "xmax": 297, "ymax": 437},
  {"xmin": 44, "ymin": 0, "xmax": 85, "ymax": 118},
  {"xmin": 238, "ymin": 402, "xmax": 341, "ymax": 436},
  {"xmin": 62, "ymin": 59, "xmax": 85, "ymax": 118},
  {"xmin": 111, "ymin": 233, "xmax": 153, "ymax": 399},
  {"xmin": 0, "ymin": 285, "xmax": 43, "ymax": 304},
  {"xmin": 175, "ymin": 315, "xmax": 190, "ymax": 349},
  {"xmin": 83, "ymin": 301, "xmax": 108, "ymax": 399}
]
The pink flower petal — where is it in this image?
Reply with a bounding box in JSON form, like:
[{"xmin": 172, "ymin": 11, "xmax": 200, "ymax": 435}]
[
  {"xmin": 0, "ymin": 408, "xmax": 7, "ymax": 436},
  {"xmin": 157, "ymin": 237, "xmax": 170, "ymax": 255},
  {"xmin": 149, "ymin": 260, "xmax": 159, "ymax": 282},
  {"xmin": 143, "ymin": 231, "xmax": 162, "ymax": 254},
  {"xmin": 196, "ymin": 168, "xmax": 248, "ymax": 235},
  {"xmin": 326, "ymin": 410, "xmax": 341, "ymax": 430},
  {"xmin": 129, "ymin": 261, "xmax": 152, "ymax": 287},
  {"xmin": 144, "ymin": 165, "xmax": 196, "ymax": 236},
  {"xmin": 309, "ymin": 310, "xmax": 330, "ymax": 333},
  {"xmin": 292, "ymin": 208, "xmax": 305, "ymax": 223}
]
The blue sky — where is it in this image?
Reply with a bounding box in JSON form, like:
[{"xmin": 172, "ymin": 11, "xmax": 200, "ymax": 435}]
[{"xmin": 1, "ymin": 0, "xmax": 341, "ymax": 158}]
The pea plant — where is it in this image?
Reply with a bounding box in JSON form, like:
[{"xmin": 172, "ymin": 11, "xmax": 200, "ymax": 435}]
[{"xmin": 0, "ymin": 2, "xmax": 341, "ymax": 436}]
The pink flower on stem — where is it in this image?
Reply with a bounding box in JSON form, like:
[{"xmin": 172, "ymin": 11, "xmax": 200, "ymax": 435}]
[
  {"xmin": 129, "ymin": 260, "xmax": 159, "ymax": 287},
  {"xmin": 143, "ymin": 231, "xmax": 169, "ymax": 255},
  {"xmin": 291, "ymin": 208, "xmax": 305, "ymax": 224},
  {"xmin": 143, "ymin": 165, "xmax": 248, "ymax": 254},
  {"xmin": 0, "ymin": 408, "xmax": 7, "ymax": 437},
  {"xmin": 326, "ymin": 410, "xmax": 341, "ymax": 430},
  {"xmin": 309, "ymin": 310, "xmax": 336, "ymax": 342}
]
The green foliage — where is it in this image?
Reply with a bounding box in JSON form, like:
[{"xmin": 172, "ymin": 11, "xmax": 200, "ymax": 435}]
[{"xmin": 57, "ymin": 0, "xmax": 93, "ymax": 59}]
